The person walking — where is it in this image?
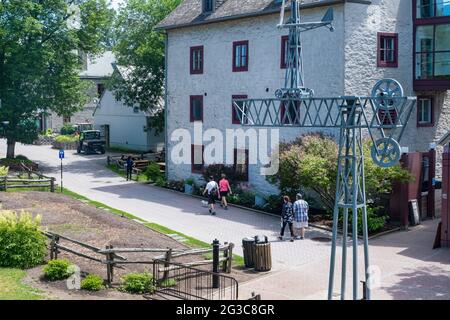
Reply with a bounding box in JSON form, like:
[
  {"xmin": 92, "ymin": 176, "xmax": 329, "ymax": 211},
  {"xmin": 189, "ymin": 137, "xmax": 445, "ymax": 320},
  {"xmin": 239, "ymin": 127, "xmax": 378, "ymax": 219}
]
[
  {"xmin": 219, "ymin": 174, "xmax": 232, "ymax": 210},
  {"xmin": 293, "ymin": 193, "xmax": 309, "ymax": 240},
  {"xmin": 279, "ymin": 196, "xmax": 295, "ymax": 242},
  {"xmin": 203, "ymin": 176, "xmax": 220, "ymax": 215},
  {"xmin": 126, "ymin": 156, "xmax": 134, "ymax": 181}
]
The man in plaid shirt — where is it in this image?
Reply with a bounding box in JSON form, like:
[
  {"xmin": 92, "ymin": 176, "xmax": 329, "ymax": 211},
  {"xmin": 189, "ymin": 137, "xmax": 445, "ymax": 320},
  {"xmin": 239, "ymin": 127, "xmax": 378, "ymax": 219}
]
[{"xmin": 293, "ymin": 193, "xmax": 309, "ymax": 240}]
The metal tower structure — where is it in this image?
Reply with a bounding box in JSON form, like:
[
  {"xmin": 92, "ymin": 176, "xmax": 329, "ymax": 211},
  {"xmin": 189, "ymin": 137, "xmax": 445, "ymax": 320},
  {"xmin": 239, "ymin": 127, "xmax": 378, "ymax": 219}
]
[
  {"xmin": 275, "ymin": 0, "xmax": 334, "ymax": 99},
  {"xmin": 233, "ymin": 0, "xmax": 417, "ymax": 300}
]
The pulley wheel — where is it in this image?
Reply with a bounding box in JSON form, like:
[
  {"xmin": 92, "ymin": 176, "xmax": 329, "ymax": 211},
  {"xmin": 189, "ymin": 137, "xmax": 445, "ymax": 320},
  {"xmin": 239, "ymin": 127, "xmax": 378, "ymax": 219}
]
[
  {"xmin": 371, "ymin": 79, "xmax": 404, "ymax": 111},
  {"xmin": 371, "ymin": 138, "xmax": 401, "ymax": 168}
]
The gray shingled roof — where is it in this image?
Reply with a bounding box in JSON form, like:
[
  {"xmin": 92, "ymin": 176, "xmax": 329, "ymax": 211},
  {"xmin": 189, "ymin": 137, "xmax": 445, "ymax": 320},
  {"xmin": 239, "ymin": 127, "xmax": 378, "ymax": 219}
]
[{"xmin": 156, "ymin": 0, "xmax": 370, "ymax": 30}]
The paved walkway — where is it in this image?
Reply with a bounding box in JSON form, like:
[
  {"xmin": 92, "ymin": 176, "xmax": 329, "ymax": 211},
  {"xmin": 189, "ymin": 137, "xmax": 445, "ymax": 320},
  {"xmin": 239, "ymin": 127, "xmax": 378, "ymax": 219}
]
[{"xmin": 2, "ymin": 142, "xmax": 449, "ymax": 300}]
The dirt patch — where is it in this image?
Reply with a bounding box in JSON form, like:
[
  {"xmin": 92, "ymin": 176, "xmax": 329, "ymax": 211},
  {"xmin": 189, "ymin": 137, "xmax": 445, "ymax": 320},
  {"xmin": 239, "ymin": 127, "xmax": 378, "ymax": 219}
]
[{"xmin": 0, "ymin": 192, "xmax": 259, "ymax": 300}]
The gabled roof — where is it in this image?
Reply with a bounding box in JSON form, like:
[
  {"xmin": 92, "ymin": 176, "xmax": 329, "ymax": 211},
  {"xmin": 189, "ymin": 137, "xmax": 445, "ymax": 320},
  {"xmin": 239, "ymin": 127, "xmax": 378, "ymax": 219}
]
[
  {"xmin": 80, "ymin": 51, "xmax": 116, "ymax": 79},
  {"xmin": 156, "ymin": 0, "xmax": 370, "ymax": 31}
]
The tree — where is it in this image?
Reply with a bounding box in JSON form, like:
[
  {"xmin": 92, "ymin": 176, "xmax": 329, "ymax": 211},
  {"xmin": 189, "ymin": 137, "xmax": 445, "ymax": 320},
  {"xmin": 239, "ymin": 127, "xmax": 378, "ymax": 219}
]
[
  {"xmin": 267, "ymin": 134, "xmax": 412, "ymax": 213},
  {"xmin": 111, "ymin": 0, "xmax": 181, "ymax": 134},
  {"xmin": 0, "ymin": 0, "xmax": 113, "ymax": 158}
]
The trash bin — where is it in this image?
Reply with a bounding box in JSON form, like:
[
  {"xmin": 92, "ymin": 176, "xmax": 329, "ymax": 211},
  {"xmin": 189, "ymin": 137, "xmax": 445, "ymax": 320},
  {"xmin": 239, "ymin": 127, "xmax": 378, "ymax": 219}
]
[
  {"xmin": 254, "ymin": 236, "xmax": 272, "ymax": 272},
  {"xmin": 242, "ymin": 237, "xmax": 256, "ymax": 268}
]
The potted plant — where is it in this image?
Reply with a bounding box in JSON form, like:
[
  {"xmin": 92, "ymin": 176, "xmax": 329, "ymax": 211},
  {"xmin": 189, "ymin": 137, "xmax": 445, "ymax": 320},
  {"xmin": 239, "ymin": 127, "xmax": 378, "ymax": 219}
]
[{"xmin": 184, "ymin": 177, "xmax": 196, "ymax": 195}]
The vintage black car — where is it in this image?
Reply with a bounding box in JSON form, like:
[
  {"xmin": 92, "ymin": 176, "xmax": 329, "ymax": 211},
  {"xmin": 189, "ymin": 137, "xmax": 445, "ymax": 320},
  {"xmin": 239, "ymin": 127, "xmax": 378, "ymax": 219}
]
[{"xmin": 77, "ymin": 130, "xmax": 106, "ymax": 155}]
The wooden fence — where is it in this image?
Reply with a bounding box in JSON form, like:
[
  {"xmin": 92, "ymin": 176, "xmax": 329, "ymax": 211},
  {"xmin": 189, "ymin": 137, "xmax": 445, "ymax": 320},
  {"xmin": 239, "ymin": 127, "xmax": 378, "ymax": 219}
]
[
  {"xmin": 0, "ymin": 162, "xmax": 56, "ymax": 192},
  {"xmin": 44, "ymin": 231, "xmax": 234, "ymax": 284},
  {"xmin": 0, "ymin": 175, "xmax": 55, "ymax": 192}
]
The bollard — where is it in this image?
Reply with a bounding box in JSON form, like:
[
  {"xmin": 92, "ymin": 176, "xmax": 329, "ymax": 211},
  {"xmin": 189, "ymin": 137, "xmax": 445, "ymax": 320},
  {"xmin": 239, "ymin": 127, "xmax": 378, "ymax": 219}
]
[
  {"xmin": 212, "ymin": 239, "xmax": 220, "ymax": 289},
  {"xmin": 361, "ymin": 281, "xmax": 367, "ymax": 300}
]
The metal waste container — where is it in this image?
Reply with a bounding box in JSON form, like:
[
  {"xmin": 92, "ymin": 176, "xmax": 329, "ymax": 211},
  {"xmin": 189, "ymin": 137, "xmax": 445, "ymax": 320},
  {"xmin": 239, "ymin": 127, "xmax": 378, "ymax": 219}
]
[
  {"xmin": 242, "ymin": 237, "xmax": 256, "ymax": 268},
  {"xmin": 254, "ymin": 236, "xmax": 272, "ymax": 272}
]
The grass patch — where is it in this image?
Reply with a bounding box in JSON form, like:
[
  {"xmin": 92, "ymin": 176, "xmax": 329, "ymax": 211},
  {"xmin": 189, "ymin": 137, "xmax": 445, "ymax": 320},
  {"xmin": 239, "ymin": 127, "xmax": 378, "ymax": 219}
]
[
  {"xmin": 106, "ymin": 164, "xmax": 150, "ymax": 183},
  {"xmin": 0, "ymin": 268, "xmax": 43, "ymax": 300},
  {"xmin": 60, "ymin": 188, "xmax": 244, "ymax": 267}
]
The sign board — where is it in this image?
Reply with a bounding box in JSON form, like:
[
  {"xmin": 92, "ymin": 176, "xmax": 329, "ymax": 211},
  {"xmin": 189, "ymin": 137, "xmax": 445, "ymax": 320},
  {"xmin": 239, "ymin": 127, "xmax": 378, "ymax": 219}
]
[
  {"xmin": 59, "ymin": 149, "xmax": 65, "ymax": 159},
  {"xmin": 409, "ymin": 199, "xmax": 420, "ymax": 226}
]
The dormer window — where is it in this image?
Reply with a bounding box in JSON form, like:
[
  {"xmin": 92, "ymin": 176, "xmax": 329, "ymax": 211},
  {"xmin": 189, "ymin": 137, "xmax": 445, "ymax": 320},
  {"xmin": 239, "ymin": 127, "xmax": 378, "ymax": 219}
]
[{"xmin": 203, "ymin": 0, "xmax": 214, "ymax": 13}]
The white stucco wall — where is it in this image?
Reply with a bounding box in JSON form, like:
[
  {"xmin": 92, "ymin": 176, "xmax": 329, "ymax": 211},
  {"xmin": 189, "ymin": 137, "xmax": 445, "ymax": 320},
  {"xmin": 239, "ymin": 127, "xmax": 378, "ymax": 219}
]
[
  {"xmin": 94, "ymin": 90, "xmax": 164, "ymax": 152},
  {"xmin": 166, "ymin": 5, "xmax": 346, "ymax": 193}
]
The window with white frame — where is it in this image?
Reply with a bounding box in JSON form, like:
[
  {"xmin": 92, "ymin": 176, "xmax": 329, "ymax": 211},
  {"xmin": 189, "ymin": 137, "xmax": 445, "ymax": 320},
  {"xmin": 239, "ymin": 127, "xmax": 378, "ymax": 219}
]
[{"xmin": 417, "ymin": 97, "xmax": 433, "ymax": 126}]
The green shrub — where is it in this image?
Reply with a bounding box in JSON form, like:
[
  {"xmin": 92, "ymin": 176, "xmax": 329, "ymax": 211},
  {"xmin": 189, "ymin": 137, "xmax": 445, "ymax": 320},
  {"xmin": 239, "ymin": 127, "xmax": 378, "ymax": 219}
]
[
  {"xmin": 0, "ymin": 211, "xmax": 46, "ymax": 269},
  {"xmin": 261, "ymin": 194, "xmax": 283, "ymax": 214},
  {"xmin": 54, "ymin": 135, "xmax": 78, "ymax": 143},
  {"xmin": 120, "ymin": 273, "xmax": 154, "ymax": 294},
  {"xmin": 339, "ymin": 207, "xmax": 387, "ymax": 235},
  {"xmin": 43, "ymin": 259, "xmax": 74, "ymax": 281},
  {"xmin": 185, "ymin": 177, "xmax": 196, "ymax": 186},
  {"xmin": 230, "ymin": 190, "xmax": 255, "ymax": 207},
  {"xmin": 155, "ymin": 177, "xmax": 167, "ymax": 187},
  {"xmin": 160, "ymin": 278, "xmax": 177, "ymax": 288},
  {"xmin": 81, "ymin": 274, "xmax": 104, "ymax": 291},
  {"xmin": 60, "ymin": 124, "xmax": 76, "ymax": 136},
  {"xmin": 267, "ymin": 134, "xmax": 412, "ymax": 213},
  {"xmin": 0, "ymin": 166, "xmax": 8, "ymax": 177},
  {"xmin": 15, "ymin": 155, "xmax": 29, "ymax": 161},
  {"xmin": 143, "ymin": 162, "xmax": 163, "ymax": 182}
]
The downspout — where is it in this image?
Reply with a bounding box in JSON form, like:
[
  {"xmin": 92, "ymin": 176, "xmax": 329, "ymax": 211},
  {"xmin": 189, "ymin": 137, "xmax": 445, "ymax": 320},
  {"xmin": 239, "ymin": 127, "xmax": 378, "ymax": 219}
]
[{"xmin": 164, "ymin": 32, "xmax": 169, "ymax": 181}]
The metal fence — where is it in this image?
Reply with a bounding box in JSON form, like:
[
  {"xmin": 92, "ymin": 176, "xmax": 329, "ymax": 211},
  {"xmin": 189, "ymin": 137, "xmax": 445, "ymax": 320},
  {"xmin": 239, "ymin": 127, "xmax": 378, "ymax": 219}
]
[{"xmin": 153, "ymin": 259, "xmax": 239, "ymax": 300}]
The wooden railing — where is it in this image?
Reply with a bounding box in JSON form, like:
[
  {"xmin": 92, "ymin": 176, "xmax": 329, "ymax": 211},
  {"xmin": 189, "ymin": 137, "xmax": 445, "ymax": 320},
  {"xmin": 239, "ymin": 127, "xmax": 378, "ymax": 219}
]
[
  {"xmin": 44, "ymin": 231, "xmax": 234, "ymax": 285},
  {"xmin": 0, "ymin": 176, "xmax": 55, "ymax": 192}
]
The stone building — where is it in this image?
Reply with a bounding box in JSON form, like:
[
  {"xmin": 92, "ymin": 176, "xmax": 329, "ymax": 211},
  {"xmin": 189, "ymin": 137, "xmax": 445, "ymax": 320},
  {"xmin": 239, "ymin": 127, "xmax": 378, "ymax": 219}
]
[
  {"xmin": 157, "ymin": 0, "xmax": 450, "ymax": 194},
  {"xmin": 39, "ymin": 51, "xmax": 116, "ymax": 132}
]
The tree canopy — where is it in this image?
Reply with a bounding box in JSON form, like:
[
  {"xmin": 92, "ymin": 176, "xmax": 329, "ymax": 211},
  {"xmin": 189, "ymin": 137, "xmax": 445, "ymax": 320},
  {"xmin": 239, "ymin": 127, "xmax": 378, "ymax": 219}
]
[
  {"xmin": 0, "ymin": 0, "xmax": 113, "ymax": 158},
  {"xmin": 111, "ymin": 0, "xmax": 181, "ymax": 134}
]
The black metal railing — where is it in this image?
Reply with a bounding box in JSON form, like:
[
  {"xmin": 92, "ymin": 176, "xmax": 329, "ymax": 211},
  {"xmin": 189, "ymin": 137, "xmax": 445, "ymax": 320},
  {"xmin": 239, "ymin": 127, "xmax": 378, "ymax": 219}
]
[{"xmin": 152, "ymin": 259, "xmax": 238, "ymax": 300}]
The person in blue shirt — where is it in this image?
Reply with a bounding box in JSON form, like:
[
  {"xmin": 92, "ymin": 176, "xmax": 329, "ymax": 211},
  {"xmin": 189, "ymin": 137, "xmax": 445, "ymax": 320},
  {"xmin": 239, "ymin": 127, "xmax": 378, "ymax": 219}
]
[{"xmin": 126, "ymin": 156, "xmax": 134, "ymax": 181}]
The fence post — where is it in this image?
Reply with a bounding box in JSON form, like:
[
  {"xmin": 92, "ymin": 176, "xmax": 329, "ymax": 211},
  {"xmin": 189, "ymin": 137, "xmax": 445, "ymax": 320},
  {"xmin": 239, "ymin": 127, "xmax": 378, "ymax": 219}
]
[
  {"xmin": 50, "ymin": 178, "xmax": 55, "ymax": 193},
  {"xmin": 212, "ymin": 239, "xmax": 220, "ymax": 289},
  {"xmin": 222, "ymin": 242, "xmax": 229, "ymax": 272},
  {"xmin": 54, "ymin": 235, "xmax": 60, "ymax": 260},
  {"xmin": 50, "ymin": 234, "xmax": 56, "ymax": 260},
  {"xmin": 163, "ymin": 248, "xmax": 172, "ymax": 281},
  {"xmin": 106, "ymin": 245, "xmax": 115, "ymax": 285},
  {"xmin": 227, "ymin": 243, "xmax": 234, "ymax": 274}
]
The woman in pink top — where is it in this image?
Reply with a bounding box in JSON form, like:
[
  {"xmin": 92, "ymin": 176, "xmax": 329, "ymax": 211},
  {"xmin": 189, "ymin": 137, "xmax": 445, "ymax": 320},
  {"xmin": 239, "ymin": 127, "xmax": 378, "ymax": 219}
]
[{"xmin": 219, "ymin": 174, "xmax": 232, "ymax": 210}]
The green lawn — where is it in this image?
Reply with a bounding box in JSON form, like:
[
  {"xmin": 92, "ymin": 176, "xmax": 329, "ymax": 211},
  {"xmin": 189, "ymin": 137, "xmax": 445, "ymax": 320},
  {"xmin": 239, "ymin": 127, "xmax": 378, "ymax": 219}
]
[{"xmin": 0, "ymin": 268, "xmax": 43, "ymax": 300}]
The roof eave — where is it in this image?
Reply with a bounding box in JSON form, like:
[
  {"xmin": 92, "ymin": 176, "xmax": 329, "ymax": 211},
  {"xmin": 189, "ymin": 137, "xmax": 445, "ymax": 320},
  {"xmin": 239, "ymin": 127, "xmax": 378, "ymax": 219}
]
[{"xmin": 155, "ymin": 0, "xmax": 371, "ymax": 31}]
